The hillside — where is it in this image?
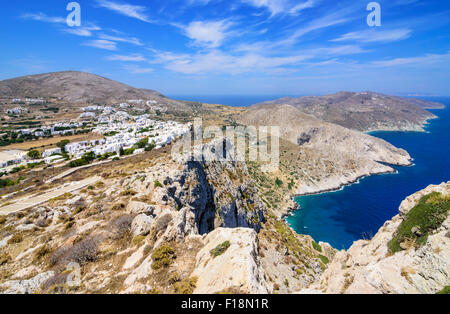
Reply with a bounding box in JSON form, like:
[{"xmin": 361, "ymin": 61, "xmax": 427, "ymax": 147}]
[
  {"xmin": 0, "ymin": 71, "xmax": 189, "ymax": 111},
  {"xmin": 253, "ymin": 92, "xmax": 443, "ymax": 132},
  {"xmin": 239, "ymin": 104, "xmax": 412, "ymax": 196}
]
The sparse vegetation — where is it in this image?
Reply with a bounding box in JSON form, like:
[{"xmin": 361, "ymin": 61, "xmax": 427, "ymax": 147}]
[
  {"xmin": 388, "ymin": 192, "xmax": 450, "ymax": 254},
  {"xmin": 132, "ymin": 235, "xmax": 146, "ymax": 247},
  {"xmin": 318, "ymin": 255, "xmax": 329, "ymax": 264},
  {"xmin": 0, "ymin": 252, "xmax": 11, "ymax": 266},
  {"xmin": 109, "ymin": 215, "xmax": 133, "ymax": 240},
  {"xmin": 210, "ymin": 241, "xmax": 231, "ymax": 258},
  {"xmin": 33, "ymin": 245, "xmax": 52, "ymax": 262},
  {"xmin": 7, "ymin": 233, "xmax": 23, "ymax": 245},
  {"xmin": 312, "ymin": 241, "xmax": 322, "ymax": 252},
  {"xmin": 151, "ymin": 244, "xmax": 175, "ymax": 270},
  {"xmin": 173, "ymin": 277, "xmax": 198, "ymax": 294},
  {"xmin": 275, "ymin": 178, "xmax": 283, "ymax": 188}
]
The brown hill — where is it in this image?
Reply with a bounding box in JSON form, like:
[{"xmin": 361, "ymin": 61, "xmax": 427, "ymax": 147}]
[
  {"xmin": 0, "ymin": 71, "xmax": 189, "ymax": 111},
  {"xmin": 253, "ymin": 91, "xmax": 443, "ymax": 132}
]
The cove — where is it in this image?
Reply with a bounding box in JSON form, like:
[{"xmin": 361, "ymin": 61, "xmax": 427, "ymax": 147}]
[{"xmin": 286, "ymin": 98, "xmax": 450, "ymax": 250}]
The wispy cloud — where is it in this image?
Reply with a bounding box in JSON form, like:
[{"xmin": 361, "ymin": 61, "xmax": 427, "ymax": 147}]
[
  {"xmin": 150, "ymin": 49, "xmax": 311, "ymax": 75},
  {"xmin": 122, "ymin": 64, "xmax": 154, "ymax": 74},
  {"xmin": 332, "ymin": 28, "xmax": 412, "ymax": 43},
  {"xmin": 96, "ymin": 0, "xmax": 153, "ymax": 23},
  {"xmin": 372, "ymin": 51, "xmax": 450, "ymax": 67},
  {"xmin": 63, "ymin": 24, "xmax": 102, "ymax": 37},
  {"xmin": 107, "ymin": 54, "xmax": 146, "ymax": 61},
  {"xmin": 242, "ymin": 0, "xmax": 318, "ymax": 17},
  {"xmin": 21, "ymin": 12, "xmax": 65, "ymax": 24},
  {"xmin": 82, "ymin": 39, "xmax": 118, "ymax": 50},
  {"xmin": 98, "ymin": 33, "xmax": 144, "ymax": 46}
]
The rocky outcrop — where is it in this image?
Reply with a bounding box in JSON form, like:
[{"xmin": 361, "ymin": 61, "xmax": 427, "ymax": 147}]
[
  {"xmin": 301, "ymin": 182, "xmax": 450, "ymax": 294},
  {"xmin": 0, "ymin": 271, "xmax": 55, "ymax": 294},
  {"xmin": 164, "ymin": 138, "xmax": 266, "ymax": 233},
  {"xmin": 192, "ymin": 228, "xmax": 270, "ymax": 294}
]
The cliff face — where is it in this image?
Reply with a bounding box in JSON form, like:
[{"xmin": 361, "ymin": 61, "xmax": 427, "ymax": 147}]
[
  {"xmin": 0, "ymin": 139, "xmax": 275, "ymax": 294},
  {"xmin": 301, "ymin": 182, "xmax": 450, "ymax": 294}
]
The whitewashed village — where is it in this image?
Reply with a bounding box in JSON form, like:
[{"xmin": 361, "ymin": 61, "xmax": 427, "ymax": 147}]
[{"xmin": 0, "ymin": 99, "xmax": 191, "ymax": 174}]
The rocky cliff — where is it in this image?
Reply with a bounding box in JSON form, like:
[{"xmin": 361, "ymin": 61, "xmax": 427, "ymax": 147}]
[{"xmin": 300, "ymin": 182, "xmax": 450, "ymax": 294}]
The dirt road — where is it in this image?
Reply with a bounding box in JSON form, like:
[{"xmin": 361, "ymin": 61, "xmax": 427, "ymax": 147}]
[{"xmin": 0, "ymin": 176, "xmax": 100, "ymax": 215}]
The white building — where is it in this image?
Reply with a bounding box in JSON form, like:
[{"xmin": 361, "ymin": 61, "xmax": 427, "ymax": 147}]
[{"xmin": 42, "ymin": 148, "xmax": 62, "ymax": 158}]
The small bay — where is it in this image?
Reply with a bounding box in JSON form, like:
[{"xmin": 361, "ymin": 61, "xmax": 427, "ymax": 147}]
[{"xmin": 287, "ymin": 98, "xmax": 450, "ymax": 249}]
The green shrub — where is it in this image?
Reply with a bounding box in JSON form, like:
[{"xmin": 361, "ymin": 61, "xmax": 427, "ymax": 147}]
[
  {"xmin": 132, "ymin": 235, "xmax": 146, "ymax": 247},
  {"xmin": 173, "ymin": 277, "xmax": 198, "ymax": 294},
  {"xmin": 312, "ymin": 241, "xmax": 322, "ymax": 252},
  {"xmin": 210, "ymin": 241, "xmax": 231, "ymax": 258},
  {"xmin": 275, "ymin": 178, "xmax": 283, "ymax": 187},
  {"xmin": 154, "ymin": 181, "xmax": 163, "ymax": 188},
  {"xmin": 151, "ymin": 244, "xmax": 175, "ymax": 270},
  {"xmin": 388, "ymin": 192, "xmax": 450, "ymax": 254},
  {"xmin": 437, "ymin": 286, "xmax": 450, "ymax": 294},
  {"xmin": 27, "ymin": 149, "xmax": 41, "ymax": 159},
  {"xmin": 318, "ymin": 255, "xmax": 329, "ymax": 264}
]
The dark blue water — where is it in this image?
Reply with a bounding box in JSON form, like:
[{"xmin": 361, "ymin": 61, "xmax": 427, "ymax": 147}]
[
  {"xmin": 168, "ymin": 94, "xmax": 303, "ymax": 107},
  {"xmin": 286, "ymin": 98, "xmax": 450, "ymax": 250}
]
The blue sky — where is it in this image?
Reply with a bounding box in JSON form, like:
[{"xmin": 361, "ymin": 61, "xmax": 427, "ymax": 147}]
[{"xmin": 0, "ymin": 0, "xmax": 449, "ymax": 96}]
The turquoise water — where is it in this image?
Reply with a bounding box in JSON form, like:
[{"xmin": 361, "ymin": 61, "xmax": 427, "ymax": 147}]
[{"xmin": 286, "ymin": 98, "xmax": 450, "ymax": 250}]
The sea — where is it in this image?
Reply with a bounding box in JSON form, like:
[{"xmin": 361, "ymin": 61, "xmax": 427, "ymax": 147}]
[
  {"xmin": 170, "ymin": 94, "xmax": 450, "ymax": 250},
  {"xmin": 287, "ymin": 98, "xmax": 450, "ymax": 250}
]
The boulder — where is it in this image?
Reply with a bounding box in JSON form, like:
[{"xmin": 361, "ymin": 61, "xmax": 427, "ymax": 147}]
[
  {"xmin": 127, "ymin": 201, "xmax": 153, "ymax": 215},
  {"xmin": 131, "ymin": 214, "xmax": 153, "ymax": 236}
]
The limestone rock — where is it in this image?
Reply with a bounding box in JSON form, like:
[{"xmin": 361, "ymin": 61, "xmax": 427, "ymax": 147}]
[
  {"xmin": 192, "ymin": 228, "xmax": 270, "ymax": 294},
  {"xmin": 1, "ymin": 271, "xmax": 55, "ymax": 294},
  {"xmin": 131, "ymin": 214, "xmax": 153, "ymax": 236},
  {"xmin": 127, "ymin": 201, "xmax": 153, "ymax": 215}
]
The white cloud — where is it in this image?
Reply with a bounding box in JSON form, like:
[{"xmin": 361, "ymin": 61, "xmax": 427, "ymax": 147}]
[
  {"xmin": 21, "ymin": 13, "xmax": 65, "ymax": 24},
  {"xmin": 242, "ymin": 0, "xmax": 317, "ymax": 17},
  {"xmin": 151, "ymin": 49, "xmax": 311, "ymax": 74},
  {"xmin": 63, "ymin": 24, "xmax": 102, "ymax": 37},
  {"xmin": 82, "ymin": 40, "xmax": 117, "ymax": 50},
  {"xmin": 332, "ymin": 28, "xmax": 412, "ymax": 43},
  {"xmin": 184, "ymin": 20, "xmax": 233, "ymax": 48},
  {"xmin": 107, "ymin": 54, "xmax": 146, "ymax": 61},
  {"xmin": 372, "ymin": 51, "xmax": 450, "ymax": 67},
  {"xmin": 289, "ymin": 0, "xmax": 317, "ymax": 15},
  {"xmin": 99, "ymin": 33, "xmax": 144, "ymax": 46},
  {"xmin": 122, "ymin": 64, "xmax": 154, "ymax": 74},
  {"xmin": 96, "ymin": 0, "xmax": 152, "ymax": 23}
]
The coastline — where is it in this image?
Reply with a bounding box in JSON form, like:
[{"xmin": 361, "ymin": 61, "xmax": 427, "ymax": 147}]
[{"xmin": 281, "ymin": 168, "xmax": 399, "ymax": 220}]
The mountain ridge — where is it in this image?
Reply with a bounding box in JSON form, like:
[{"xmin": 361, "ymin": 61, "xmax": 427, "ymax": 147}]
[
  {"xmin": 0, "ymin": 71, "xmax": 189, "ymax": 111},
  {"xmin": 251, "ymin": 91, "xmax": 443, "ymax": 132}
]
